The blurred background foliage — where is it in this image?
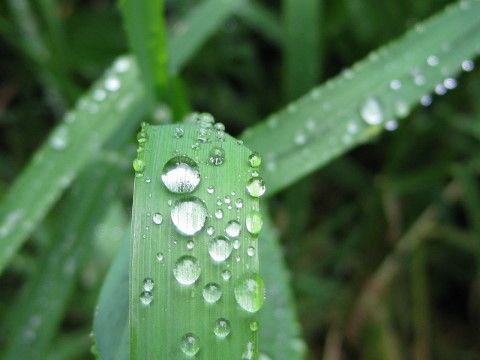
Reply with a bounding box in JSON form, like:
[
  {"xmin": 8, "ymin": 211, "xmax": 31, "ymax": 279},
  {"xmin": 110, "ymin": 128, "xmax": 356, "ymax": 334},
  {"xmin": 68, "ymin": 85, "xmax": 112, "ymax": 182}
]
[{"xmin": 1, "ymin": 0, "xmax": 480, "ymax": 359}]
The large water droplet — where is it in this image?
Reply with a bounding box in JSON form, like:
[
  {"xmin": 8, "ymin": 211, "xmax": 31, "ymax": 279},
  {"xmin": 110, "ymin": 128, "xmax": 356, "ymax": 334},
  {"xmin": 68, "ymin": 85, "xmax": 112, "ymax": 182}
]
[
  {"xmin": 208, "ymin": 147, "xmax": 225, "ymax": 166},
  {"xmin": 209, "ymin": 236, "xmax": 233, "ymax": 262},
  {"xmin": 246, "ymin": 178, "xmax": 266, "ymax": 198},
  {"xmin": 246, "ymin": 211, "xmax": 263, "ymax": 235},
  {"xmin": 214, "ymin": 318, "xmax": 231, "ymax": 339},
  {"xmin": 171, "ymin": 197, "xmax": 207, "ymax": 236},
  {"xmin": 152, "ymin": 213, "xmax": 163, "ymax": 225},
  {"xmin": 234, "ymin": 274, "xmax": 264, "ymax": 313},
  {"xmin": 360, "ymin": 97, "xmax": 383, "ymax": 125},
  {"xmin": 180, "ymin": 333, "xmax": 200, "ymax": 357},
  {"xmin": 203, "ymin": 282, "xmax": 222, "ymax": 303},
  {"xmin": 161, "ymin": 156, "xmax": 200, "ymax": 193},
  {"xmin": 173, "ymin": 256, "xmax": 201, "ymax": 285},
  {"xmin": 225, "ymin": 220, "xmax": 241, "ymax": 238}
]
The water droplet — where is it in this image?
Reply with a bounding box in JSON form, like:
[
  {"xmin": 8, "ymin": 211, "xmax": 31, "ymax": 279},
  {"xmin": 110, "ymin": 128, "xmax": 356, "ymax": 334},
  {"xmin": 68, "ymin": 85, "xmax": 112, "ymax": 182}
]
[
  {"xmin": 143, "ymin": 278, "xmax": 154, "ymax": 291},
  {"xmin": 207, "ymin": 226, "xmax": 215, "ymax": 236},
  {"xmin": 140, "ymin": 291, "xmax": 153, "ymax": 305},
  {"xmin": 209, "ymin": 236, "xmax": 233, "ymax": 262},
  {"xmin": 93, "ymin": 89, "xmax": 107, "ymax": 101},
  {"xmin": 203, "ymin": 282, "xmax": 222, "ymax": 303},
  {"xmin": 221, "ymin": 269, "xmax": 231, "ymax": 281},
  {"xmin": 248, "ymin": 152, "xmax": 262, "ymax": 168},
  {"xmin": 133, "ymin": 158, "xmax": 145, "ymax": 173},
  {"xmin": 207, "ymin": 186, "xmax": 215, "ymax": 194},
  {"xmin": 214, "ymin": 318, "xmax": 231, "ymax": 339},
  {"xmin": 174, "ymin": 127, "xmax": 184, "ymax": 138},
  {"xmin": 180, "ymin": 333, "xmax": 200, "ymax": 357},
  {"xmin": 224, "ymin": 196, "xmax": 231, "ymax": 204},
  {"xmin": 171, "ymin": 197, "xmax": 207, "ymax": 236},
  {"xmin": 152, "ymin": 213, "xmax": 163, "ymax": 225},
  {"xmin": 250, "ymin": 321, "xmax": 258, "ymax": 332},
  {"xmin": 246, "ymin": 178, "xmax": 266, "ymax": 198},
  {"xmin": 242, "ymin": 341, "xmax": 254, "ymax": 360},
  {"xmin": 247, "ymin": 246, "xmax": 255, "ymax": 256},
  {"xmin": 462, "ymin": 59, "xmax": 474, "ymax": 72},
  {"xmin": 246, "ymin": 211, "xmax": 263, "ymax": 235},
  {"xmin": 215, "ymin": 209, "xmax": 224, "ymax": 219},
  {"xmin": 389, "ymin": 79, "xmax": 402, "ymax": 90},
  {"xmin": 435, "ymin": 83, "xmax": 447, "ymax": 95},
  {"xmin": 427, "ymin": 55, "xmax": 439, "ymax": 67},
  {"xmin": 208, "ymin": 147, "xmax": 225, "ymax": 166},
  {"xmin": 420, "ymin": 95, "xmax": 432, "ymax": 107},
  {"xmin": 385, "ymin": 120, "xmax": 398, "ymax": 131},
  {"xmin": 173, "ymin": 256, "xmax": 201, "ymax": 285},
  {"xmin": 234, "ymin": 274, "xmax": 264, "ymax": 313},
  {"xmin": 214, "ymin": 122, "xmax": 225, "ymax": 131},
  {"xmin": 233, "ymin": 239, "xmax": 241, "ymax": 249},
  {"xmin": 186, "ymin": 240, "xmax": 194, "ymax": 250},
  {"xmin": 105, "ymin": 77, "xmax": 121, "ymax": 91},
  {"xmin": 360, "ymin": 97, "xmax": 383, "ymax": 125},
  {"xmin": 161, "ymin": 156, "xmax": 200, "ymax": 193},
  {"xmin": 394, "ymin": 100, "xmax": 409, "ymax": 118},
  {"xmin": 294, "ymin": 131, "xmax": 306, "ymax": 146},
  {"xmin": 235, "ymin": 198, "xmax": 244, "ymax": 209},
  {"xmin": 259, "ymin": 354, "xmax": 272, "ymax": 360},
  {"xmin": 156, "ymin": 252, "xmax": 164, "ymax": 262},
  {"xmin": 443, "ymin": 77, "xmax": 457, "ymax": 90},
  {"xmin": 225, "ymin": 220, "xmax": 241, "ymax": 238},
  {"xmin": 50, "ymin": 127, "xmax": 69, "ymax": 150}
]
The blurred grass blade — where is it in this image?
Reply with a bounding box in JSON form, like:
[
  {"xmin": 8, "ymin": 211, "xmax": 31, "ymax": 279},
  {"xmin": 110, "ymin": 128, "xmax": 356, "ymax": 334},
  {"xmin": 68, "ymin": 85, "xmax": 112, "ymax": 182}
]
[
  {"xmin": 130, "ymin": 119, "xmax": 263, "ymax": 358},
  {"xmin": 241, "ymin": 0, "xmax": 480, "ymax": 195},
  {"xmin": 94, "ymin": 232, "xmax": 130, "ymax": 360},
  {"xmin": 282, "ymin": 0, "xmax": 321, "ymax": 100},
  {"xmin": 0, "ymin": 0, "xmax": 241, "ymax": 274},
  {"xmin": 2, "ymin": 161, "xmax": 126, "ymax": 359},
  {"xmin": 119, "ymin": 0, "xmax": 169, "ymax": 103},
  {"xmin": 168, "ymin": 0, "xmax": 244, "ymax": 74},
  {"xmin": 236, "ymin": 1, "xmax": 282, "ymax": 45},
  {"xmin": 259, "ymin": 215, "xmax": 306, "ymax": 359}
]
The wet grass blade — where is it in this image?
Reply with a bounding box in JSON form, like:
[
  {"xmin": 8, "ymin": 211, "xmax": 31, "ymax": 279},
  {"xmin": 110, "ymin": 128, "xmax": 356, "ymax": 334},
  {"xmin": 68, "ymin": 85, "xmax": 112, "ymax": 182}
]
[
  {"xmin": 130, "ymin": 119, "xmax": 263, "ymax": 359},
  {"xmin": 119, "ymin": 0, "xmax": 169, "ymax": 103},
  {"xmin": 241, "ymin": 0, "xmax": 480, "ymax": 195},
  {"xmin": 259, "ymin": 215, "xmax": 306, "ymax": 359},
  {"xmin": 0, "ymin": 0, "xmax": 241, "ymax": 274}
]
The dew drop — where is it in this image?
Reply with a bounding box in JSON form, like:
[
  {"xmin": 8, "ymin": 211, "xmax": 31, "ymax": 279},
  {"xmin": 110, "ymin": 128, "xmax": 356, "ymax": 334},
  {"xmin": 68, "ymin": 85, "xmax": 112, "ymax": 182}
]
[
  {"xmin": 209, "ymin": 236, "xmax": 233, "ymax": 262},
  {"xmin": 233, "ymin": 239, "xmax": 241, "ymax": 249},
  {"xmin": 394, "ymin": 100, "xmax": 409, "ymax": 118},
  {"xmin": 173, "ymin": 255, "xmax": 201, "ymax": 285},
  {"xmin": 50, "ymin": 127, "xmax": 69, "ymax": 151},
  {"xmin": 247, "ymin": 246, "xmax": 255, "ymax": 256},
  {"xmin": 214, "ymin": 318, "xmax": 231, "ymax": 339},
  {"xmin": 435, "ymin": 84, "xmax": 447, "ymax": 95},
  {"xmin": 133, "ymin": 158, "xmax": 145, "ymax": 173},
  {"xmin": 186, "ymin": 240, "xmax": 194, "ymax": 250},
  {"xmin": 360, "ymin": 97, "xmax": 383, "ymax": 125},
  {"xmin": 156, "ymin": 252, "xmax": 164, "ymax": 262},
  {"xmin": 385, "ymin": 120, "xmax": 398, "ymax": 131},
  {"xmin": 250, "ymin": 321, "xmax": 258, "ymax": 332},
  {"xmin": 427, "ymin": 55, "xmax": 439, "ymax": 67},
  {"xmin": 248, "ymin": 152, "xmax": 262, "ymax": 168},
  {"xmin": 170, "ymin": 197, "xmax": 207, "ymax": 236},
  {"xmin": 246, "ymin": 211, "xmax": 263, "ymax": 235},
  {"xmin": 174, "ymin": 127, "xmax": 184, "ymax": 138},
  {"xmin": 225, "ymin": 220, "xmax": 241, "ymax": 238},
  {"xmin": 294, "ymin": 131, "xmax": 307, "ymax": 146},
  {"xmin": 161, "ymin": 156, "xmax": 200, "ymax": 193},
  {"xmin": 235, "ymin": 198, "xmax": 244, "ymax": 209},
  {"xmin": 443, "ymin": 77, "xmax": 457, "ymax": 90},
  {"xmin": 143, "ymin": 278, "xmax": 154, "ymax": 291},
  {"xmin": 215, "ymin": 209, "xmax": 224, "ymax": 219},
  {"xmin": 234, "ymin": 274, "xmax": 264, "ymax": 313},
  {"xmin": 215, "ymin": 122, "xmax": 225, "ymax": 131},
  {"xmin": 208, "ymin": 147, "xmax": 225, "ymax": 166},
  {"xmin": 221, "ymin": 269, "xmax": 231, "ymax": 281},
  {"xmin": 105, "ymin": 77, "xmax": 121, "ymax": 91},
  {"xmin": 224, "ymin": 196, "xmax": 231, "ymax": 204},
  {"xmin": 389, "ymin": 79, "xmax": 402, "ymax": 90},
  {"xmin": 202, "ymin": 282, "xmax": 222, "ymax": 304},
  {"xmin": 462, "ymin": 59, "xmax": 474, "ymax": 72},
  {"xmin": 242, "ymin": 341, "xmax": 254, "ymax": 360},
  {"xmin": 420, "ymin": 95, "xmax": 432, "ymax": 107},
  {"xmin": 180, "ymin": 333, "xmax": 200, "ymax": 357},
  {"xmin": 207, "ymin": 186, "xmax": 215, "ymax": 194},
  {"xmin": 140, "ymin": 291, "xmax": 153, "ymax": 306},
  {"xmin": 246, "ymin": 178, "xmax": 266, "ymax": 198},
  {"xmin": 207, "ymin": 226, "xmax": 215, "ymax": 236},
  {"xmin": 152, "ymin": 213, "xmax": 163, "ymax": 225}
]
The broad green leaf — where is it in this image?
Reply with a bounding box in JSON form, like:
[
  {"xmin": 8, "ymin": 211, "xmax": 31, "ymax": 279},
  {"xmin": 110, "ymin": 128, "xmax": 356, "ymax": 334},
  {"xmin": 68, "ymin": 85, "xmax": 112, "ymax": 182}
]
[
  {"xmin": 0, "ymin": 0, "xmax": 241, "ymax": 274},
  {"xmin": 241, "ymin": 0, "xmax": 480, "ymax": 195},
  {"xmin": 120, "ymin": 0, "xmax": 169, "ymax": 102},
  {"xmin": 258, "ymin": 215, "xmax": 306, "ymax": 359},
  {"xmin": 282, "ymin": 0, "xmax": 321, "ymax": 100},
  {"xmin": 2, "ymin": 161, "xmax": 125, "ymax": 359},
  {"xmin": 130, "ymin": 118, "xmax": 263, "ymax": 359}
]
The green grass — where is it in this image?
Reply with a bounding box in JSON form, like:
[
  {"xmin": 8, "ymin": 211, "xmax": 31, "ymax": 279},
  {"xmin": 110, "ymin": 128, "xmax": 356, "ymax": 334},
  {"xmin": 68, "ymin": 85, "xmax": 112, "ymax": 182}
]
[{"xmin": 1, "ymin": 0, "xmax": 480, "ymax": 359}]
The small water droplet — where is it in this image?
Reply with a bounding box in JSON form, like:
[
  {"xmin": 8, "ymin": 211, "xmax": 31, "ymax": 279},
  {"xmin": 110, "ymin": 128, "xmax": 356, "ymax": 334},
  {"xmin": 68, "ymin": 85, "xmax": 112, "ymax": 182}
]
[
  {"xmin": 221, "ymin": 269, "xmax": 231, "ymax": 281},
  {"xmin": 174, "ymin": 127, "xmax": 184, "ymax": 138},
  {"xmin": 180, "ymin": 333, "xmax": 200, "ymax": 357},
  {"xmin": 133, "ymin": 158, "xmax": 145, "ymax": 173},
  {"xmin": 173, "ymin": 256, "xmax": 201, "ymax": 285},
  {"xmin": 234, "ymin": 274, "xmax": 264, "ymax": 313},
  {"xmin": 248, "ymin": 152, "xmax": 262, "ymax": 168},
  {"xmin": 161, "ymin": 156, "xmax": 200, "ymax": 193},
  {"xmin": 242, "ymin": 341, "xmax": 255, "ymax": 360},
  {"xmin": 250, "ymin": 321, "xmax": 258, "ymax": 332},
  {"xmin": 246, "ymin": 211, "xmax": 263, "ymax": 235},
  {"xmin": 235, "ymin": 198, "xmax": 244, "ymax": 209},
  {"xmin": 420, "ymin": 95, "xmax": 432, "ymax": 107},
  {"xmin": 435, "ymin": 83, "xmax": 447, "ymax": 95},
  {"xmin": 385, "ymin": 120, "xmax": 398, "ymax": 131},
  {"xmin": 443, "ymin": 77, "xmax": 457, "ymax": 90},
  {"xmin": 208, "ymin": 147, "xmax": 225, "ymax": 166},
  {"xmin": 215, "ymin": 122, "xmax": 225, "ymax": 131},
  {"xmin": 143, "ymin": 278, "xmax": 154, "ymax": 291},
  {"xmin": 209, "ymin": 236, "xmax": 233, "ymax": 262},
  {"xmin": 214, "ymin": 318, "xmax": 231, "ymax": 339},
  {"xmin": 294, "ymin": 131, "xmax": 306, "ymax": 146},
  {"xmin": 207, "ymin": 226, "xmax": 215, "ymax": 236},
  {"xmin": 225, "ymin": 220, "xmax": 241, "ymax": 238},
  {"xmin": 224, "ymin": 196, "xmax": 231, "ymax": 204},
  {"xmin": 246, "ymin": 178, "xmax": 266, "ymax": 198},
  {"xmin": 360, "ymin": 97, "xmax": 383, "ymax": 125},
  {"xmin": 233, "ymin": 239, "xmax": 241, "ymax": 249},
  {"xmin": 203, "ymin": 283, "xmax": 222, "ymax": 304},
  {"xmin": 171, "ymin": 197, "xmax": 207, "ymax": 236},
  {"xmin": 247, "ymin": 246, "xmax": 255, "ymax": 256},
  {"xmin": 394, "ymin": 100, "xmax": 409, "ymax": 118},
  {"xmin": 105, "ymin": 77, "xmax": 121, "ymax": 91},
  {"xmin": 215, "ymin": 209, "xmax": 224, "ymax": 219},
  {"xmin": 389, "ymin": 79, "xmax": 402, "ymax": 90},
  {"xmin": 156, "ymin": 252, "xmax": 164, "ymax": 262},
  {"xmin": 427, "ymin": 55, "xmax": 439, "ymax": 67},
  {"xmin": 186, "ymin": 240, "xmax": 194, "ymax": 250},
  {"xmin": 152, "ymin": 213, "xmax": 163, "ymax": 225},
  {"xmin": 462, "ymin": 59, "xmax": 474, "ymax": 72},
  {"xmin": 50, "ymin": 127, "xmax": 69, "ymax": 151},
  {"xmin": 207, "ymin": 186, "xmax": 215, "ymax": 194},
  {"xmin": 140, "ymin": 291, "xmax": 153, "ymax": 305}
]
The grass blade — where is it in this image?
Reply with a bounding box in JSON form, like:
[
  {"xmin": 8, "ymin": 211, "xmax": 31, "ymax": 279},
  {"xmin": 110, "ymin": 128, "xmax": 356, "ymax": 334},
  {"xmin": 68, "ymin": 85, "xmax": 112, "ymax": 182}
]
[
  {"xmin": 130, "ymin": 118, "xmax": 263, "ymax": 358},
  {"xmin": 259, "ymin": 215, "xmax": 306, "ymax": 359},
  {"xmin": 236, "ymin": 1, "xmax": 282, "ymax": 46},
  {"xmin": 241, "ymin": 0, "xmax": 480, "ymax": 195},
  {"xmin": 282, "ymin": 0, "xmax": 321, "ymax": 100},
  {"xmin": 119, "ymin": 0, "xmax": 169, "ymax": 103}
]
